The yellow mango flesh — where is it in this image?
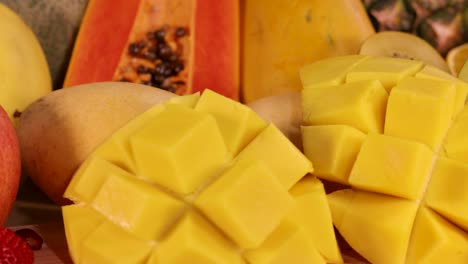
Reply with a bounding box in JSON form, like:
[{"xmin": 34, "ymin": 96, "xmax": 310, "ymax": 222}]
[
  {"xmin": 62, "ymin": 89, "xmax": 339, "ymax": 263},
  {"xmin": 288, "ymin": 177, "xmax": 342, "ymax": 263},
  {"xmin": 346, "ymin": 57, "xmax": 423, "ymax": 92},
  {"xmin": 301, "ymin": 125, "xmax": 365, "ymax": 184},
  {"xmin": 300, "ymin": 55, "xmax": 468, "ymax": 263},
  {"xmin": 302, "ymin": 80, "xmax": 388, "ymax": 133},
  {"xmin": 385, "ymin": 77, "xmax": 455, "ymax": 151}
]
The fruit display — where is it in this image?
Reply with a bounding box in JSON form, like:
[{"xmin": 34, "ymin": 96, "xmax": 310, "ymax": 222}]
[
  {"xmin": 0, "ymin": 106, "xmax": 21, "ymax": 226},
  {"xmin": 17, "ymin": 82, "xmax": 307, "ymax": 206},
  {"xmin": 363, "ymin": 0, "xmax": 467, "ymax": 56},
  {"xmin": 17, "ymin": 82, "xmax": 176, "ymax": 205},
  {"xmin": 0, "ymin": 3, "xmax": 52, "ymax": 125},
  {"xmin": 241, "ymin": 0, "xmax": 375, "ymax": 102},
  {"xmin": 63, "ymin": 0, "xmax": 239, "ymax": 100},
  {"xmin": 60, "ymin": 89, "xmax": 342, "ymax": 263},
  {"xmin": 300, "ymin": 54, "xmax": 468, "ymax": 263}
]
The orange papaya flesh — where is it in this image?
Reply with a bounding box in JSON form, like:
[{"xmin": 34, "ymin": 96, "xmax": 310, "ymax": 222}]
[
  {"xmin": 63, "ymin": 0, "xmax": 139, "ymax": 86},
  {"xmin": 64, "ymin": 0, "xmax": 239, "ymax": 100}
]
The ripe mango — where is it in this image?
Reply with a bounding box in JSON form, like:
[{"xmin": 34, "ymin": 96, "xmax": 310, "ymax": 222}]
[
  {"xmin": 17, "ymin": 82, "xmax": 175, "ymax": 205},
  {"xmin": 61, "ymin": 89, "xmax": 342, "ymax": 263},
  {"xmin": 300, "ymin": 55, "xmax": 468, "ymax": 263},
  {"xmin": 17, "ymin": 83, "xmax": 303, "ymax": 205}
]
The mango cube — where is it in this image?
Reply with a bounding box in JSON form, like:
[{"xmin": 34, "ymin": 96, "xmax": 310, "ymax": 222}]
[
  {"xmin": 300, "ymin": 54, "xmax": 368, "ymax": 88},
  {"xmin": 288, "ymin": 177, "xmax": 343, "ymax": 263},
  {"xmin": 234, "ymin": 124, "xmax": 313, "ymax": 189},
  {"xmin": 384, "ymin": 77, "xmax": 455, "ymax": 150},
  {"xmin": 148, "ymin": 211, "xmax": 244, "ymax": 264},
  {"xmin": 194, "ymin": 89, "xmax": 267, "ymax": 156},
  {"xmin": 406, "ymin": 207, "xmax": 468, "ymax": 263},
  {"xmin": 298, "ymin": 55, "xmax": 468, "ymax": 264},
  {"xmin": 301, "ymin": 125, "xmax": 365, "ymax": 184},
  {"xmin": 243, "ymin": 220, "xmax": 325, "ymax": 264},
  {"xmin": 425, "ymin": 158, "xmax": 468, "ymax": 231},
  {"xmin": 195, "ymin": 159, "xmax": 294, "ymax": 248},
  {"xmin": 349, "ymin": 133, "xmax": 433, "ymax": 200},
  {"xmin": 302, "ymin": 80, "xmax": 388, "ymax": 133},
  {"xmin": 130, "ymin": 104, "xmax": 229, "ymax": 195},
  {"xmin": 346, "ymin": 56, "xmax": 423, "ymax": 91},
  {"xmin": 328, "ymin": 189, "xmax": 419, "ymax": 264},
  {"xmin": 80, "ymin": 220, "xmax": 154, "ymax": 264},
  {"xmin": 415, "ymin": 65, "xmax": 468, "ymax": 116},
  {"xmin": 91, "ymin": 167, "xmax": 185, "ymax": 240},
  {"xmin": 62, "ymin": 205, "xmax": 105, "ymax": 263},
  {"xmin": 64, "ymin": 156, "xmax": 129, "ymax": 203}
]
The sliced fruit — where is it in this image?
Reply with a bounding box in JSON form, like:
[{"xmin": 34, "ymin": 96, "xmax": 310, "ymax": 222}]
[
  {"xmin": 288, "ymin": 176, "xmax": 342, "ymax": 263},
  {"xmin": 62, "ymin": 89, "xmax": 341, "ymax": 263},
  {"xmin": 447, "ymin": 43, "xmax": 468, "ymax": 76},
  {"xmin": 328, "ymin": 189, "xmax": 418, "ymax": 264},
  {"xmin": 0, "ymin": 3, "xmax": 52, "ymax": 124},
  {"xmin": 64, "ymin": 0, "xmax": 239, "ymax": 99},
  {"xmin": 359, "ymin": 31, "xmax": 450, "ymax": 73},
  {"xmin": 300, "ymin": 55, "xmax": 468, "ymax": 263},
  {"xmin": 17, "ymin": 82, "xmax": 176, "ymax": 205},
  {"xmin": 301, "ymin": 80, "xmax": 388, "ymax": 133},
  {"xmin": 301, "ymin": 125, "xmax": 365, "ymax": 184},
  {"xmin": 406, "ymin": 207, "xmax": 468, "ymax": 263}
]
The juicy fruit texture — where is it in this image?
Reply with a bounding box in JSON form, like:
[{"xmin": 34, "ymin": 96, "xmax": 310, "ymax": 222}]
[
  {"xmin": 62, "ymin": 90, "xmax": 342, "ymax": 263},
  {"xmin": 64, "ymin": 0, "xmax": 239, "ymax": 100},
  {"xmin": 0, "ymin": 227, "xmax": 34, "ymax": 264},
  {"xmin": 0, "ymin": 3, "xmax": 52, "ymax": 124},
  {"xmin": 241, "ymin": 0, "xmax": 375, "ymax": 102},
  {"xmin": 0, "ymin": 106, "xmax": 21, "ymax": 226},
  {"xmin": 17, "ymin": 82, "xmax": 176, "ymax": 205},
  {"xmin": 300, "ymin": 55, "xmax": 468, "ymax": 263}
]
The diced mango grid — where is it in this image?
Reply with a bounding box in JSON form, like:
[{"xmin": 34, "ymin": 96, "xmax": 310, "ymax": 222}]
[
  {"xmin": 300, "ymin": 55, "xmax": 468, "ymax": 263},
  {"xmin": 61, "ymin": 90, "xmax": 341, "ymax": 263}
]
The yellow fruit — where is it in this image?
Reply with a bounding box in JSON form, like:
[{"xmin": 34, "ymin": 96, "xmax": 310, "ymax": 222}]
[
  {"xmin": 0, "ymin": 3, "xmax": 52, "ymax": 124},
  {"xmin": 18, "ymin": 83, "xmax": 305, "ymax": 205},
  {"xmin": 459, "ymin": 60, "xmax": 468, "ymax": 83},
  {"xmin": 61, "ymin": 89, "xmax": 341, "ymax": 263},
  {"xmin": 17, "ymin": 82, "xmax": 176, "ymax": 205},
  {"xmin": 359, "ymin": 31, "xmax": 450, "ymax": 73},
  {"xmin": 301, "ymin": 55, "xmax": 468, "ymax": 263},
  {"xmin": 447, "ymin": 43, "xmax": 468, "ymax": 76},
  {"xmin": 241, "ymin": 0, "xmax": 374, "ymax": 102}
]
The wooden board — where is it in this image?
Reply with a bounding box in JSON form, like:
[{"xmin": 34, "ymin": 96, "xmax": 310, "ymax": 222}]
[{"xmin": 9, "ymin": 222, "xmax": 369, "ymax": 264}]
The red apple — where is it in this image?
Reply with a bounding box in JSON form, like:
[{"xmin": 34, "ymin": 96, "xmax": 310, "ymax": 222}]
[{"xmin": 0, "ymin": 105, "xmax": 21, "ymax": 225}]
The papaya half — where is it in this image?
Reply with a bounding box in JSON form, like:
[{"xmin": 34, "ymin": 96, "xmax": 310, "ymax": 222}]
[{"xmin": 63, "ymin": 0, "xmax": 239, "ymax": 100}]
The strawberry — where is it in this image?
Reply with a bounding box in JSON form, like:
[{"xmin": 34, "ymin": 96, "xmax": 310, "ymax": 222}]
[{"xmin": 0, "ymin": 227, "xmax": 33, "ymax": 264}]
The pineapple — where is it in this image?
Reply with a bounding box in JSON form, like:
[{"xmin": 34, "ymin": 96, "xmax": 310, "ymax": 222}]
[{"xmin": 363, "ymin": 0, "xmax": 467, "ymax": 55}]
